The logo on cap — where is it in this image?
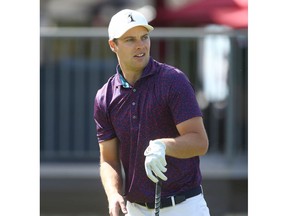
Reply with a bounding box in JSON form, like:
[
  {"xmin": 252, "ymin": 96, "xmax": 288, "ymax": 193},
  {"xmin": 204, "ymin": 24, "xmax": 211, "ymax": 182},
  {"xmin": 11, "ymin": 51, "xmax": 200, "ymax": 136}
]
[{"xmin": 128, "ymin": 13, "xmax": 135, "ymax": 23}]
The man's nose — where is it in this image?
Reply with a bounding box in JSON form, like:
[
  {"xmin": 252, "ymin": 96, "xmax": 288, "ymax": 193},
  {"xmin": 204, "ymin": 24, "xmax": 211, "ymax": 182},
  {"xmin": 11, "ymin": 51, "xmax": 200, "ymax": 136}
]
[{"xmin": 135, "ymin": 39, "xmax": 145, "ymax": 48}]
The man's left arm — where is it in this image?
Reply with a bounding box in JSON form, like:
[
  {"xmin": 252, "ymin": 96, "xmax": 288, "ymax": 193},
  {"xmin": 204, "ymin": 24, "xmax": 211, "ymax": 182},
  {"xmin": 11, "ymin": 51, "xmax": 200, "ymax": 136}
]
[
  {"xmin": 144, "ymin": 116, "xmax": 208, "ymax": 182},
  {"xmin": 160, "ymin": 116, "xmax": 209, "ymax": 159}
]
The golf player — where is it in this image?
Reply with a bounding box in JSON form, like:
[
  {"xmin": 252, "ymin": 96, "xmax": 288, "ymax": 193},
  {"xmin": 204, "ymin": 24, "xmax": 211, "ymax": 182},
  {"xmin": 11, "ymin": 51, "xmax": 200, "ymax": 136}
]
[{"xmin": 94, "ymin": 9, "xmax": 210, "ymax": 216}]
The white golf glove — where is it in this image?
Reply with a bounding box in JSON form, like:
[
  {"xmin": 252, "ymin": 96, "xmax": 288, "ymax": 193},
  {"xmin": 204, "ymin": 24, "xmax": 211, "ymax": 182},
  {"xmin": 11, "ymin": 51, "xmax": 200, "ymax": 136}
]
[{"xmin": 144, "ymin": 140, "xmax": 168, "ymax": 183}]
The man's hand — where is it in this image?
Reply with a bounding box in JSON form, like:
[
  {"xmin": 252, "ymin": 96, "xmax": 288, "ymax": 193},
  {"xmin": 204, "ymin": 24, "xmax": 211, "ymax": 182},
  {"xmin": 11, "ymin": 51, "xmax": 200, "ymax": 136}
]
[
  {"xmin": 108, "ymin": 193, "xmax": 128, "ymax": 216},
  {"xmin": 144, "ymin": 140, "xmax": 168, "ymax": 183}
]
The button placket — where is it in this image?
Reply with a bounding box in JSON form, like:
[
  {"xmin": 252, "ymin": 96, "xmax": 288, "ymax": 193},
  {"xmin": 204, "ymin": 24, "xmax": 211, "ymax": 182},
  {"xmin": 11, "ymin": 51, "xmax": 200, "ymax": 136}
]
[{"xmin": 131, "ymin": 88, "xmax": 137, "ymax": 121}]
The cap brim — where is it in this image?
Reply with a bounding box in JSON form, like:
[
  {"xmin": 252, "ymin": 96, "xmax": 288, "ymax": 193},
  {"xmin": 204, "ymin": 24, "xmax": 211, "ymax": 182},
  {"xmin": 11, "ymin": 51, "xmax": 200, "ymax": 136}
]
[{"xmin": 111, "ymin": 24, "xmax": 154, "ymax": 40}]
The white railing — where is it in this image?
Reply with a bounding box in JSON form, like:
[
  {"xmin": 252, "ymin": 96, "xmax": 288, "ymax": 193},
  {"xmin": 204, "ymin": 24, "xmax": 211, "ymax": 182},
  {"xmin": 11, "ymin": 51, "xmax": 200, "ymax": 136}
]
[{"xmin": 40, "ymin": 26, "xmax": 247, "ymax": 38}]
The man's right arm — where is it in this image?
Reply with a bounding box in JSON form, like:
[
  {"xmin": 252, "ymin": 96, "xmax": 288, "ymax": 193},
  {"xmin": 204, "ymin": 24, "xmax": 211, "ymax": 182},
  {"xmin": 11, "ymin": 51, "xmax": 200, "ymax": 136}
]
[{"xmin": 99, "ymin": 138, "xmax": 127, "ymax": 216}]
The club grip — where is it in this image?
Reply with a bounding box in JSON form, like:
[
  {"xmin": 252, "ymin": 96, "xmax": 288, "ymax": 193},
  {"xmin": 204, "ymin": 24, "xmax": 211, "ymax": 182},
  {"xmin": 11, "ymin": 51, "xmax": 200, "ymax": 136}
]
[{"xmin": 154, "ymin": 178, "xmax": 162, "ymax": 216}]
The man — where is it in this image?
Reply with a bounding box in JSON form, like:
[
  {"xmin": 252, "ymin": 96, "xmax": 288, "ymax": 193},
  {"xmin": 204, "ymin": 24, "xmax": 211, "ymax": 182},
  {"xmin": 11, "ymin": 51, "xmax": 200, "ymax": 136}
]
[{"xmin": 94, "ymin": 9, "xmax": 210, "ymax": 216}]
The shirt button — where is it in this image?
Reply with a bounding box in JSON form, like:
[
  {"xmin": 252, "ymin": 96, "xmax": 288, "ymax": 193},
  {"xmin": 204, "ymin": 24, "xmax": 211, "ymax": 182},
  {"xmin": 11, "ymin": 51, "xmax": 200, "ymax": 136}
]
[
  {"xmin": 133, "ymin": 89, "xmax": 137, "ymax": 92},
  {"xmin": 132, "ymin": 115, "xmax": 137, "ymax": 119},
  {"xmin": 132, "ymin": 102, "xmax": 136, "ymax": 106}
]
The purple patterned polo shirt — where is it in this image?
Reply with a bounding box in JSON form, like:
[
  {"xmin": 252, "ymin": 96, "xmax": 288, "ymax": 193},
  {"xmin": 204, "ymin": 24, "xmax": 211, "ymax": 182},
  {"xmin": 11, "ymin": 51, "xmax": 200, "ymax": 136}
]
[{"xmin": 94, "ymin": 57, "xmax": 203, "ymax": 203}]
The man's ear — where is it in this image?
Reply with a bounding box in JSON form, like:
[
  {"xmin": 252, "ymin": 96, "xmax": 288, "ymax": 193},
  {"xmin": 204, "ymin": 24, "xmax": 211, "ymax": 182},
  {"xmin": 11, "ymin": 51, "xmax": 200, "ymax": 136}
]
[{"xmin": 108, "ymin": 40, "xmax": 116, "ymax": 53}]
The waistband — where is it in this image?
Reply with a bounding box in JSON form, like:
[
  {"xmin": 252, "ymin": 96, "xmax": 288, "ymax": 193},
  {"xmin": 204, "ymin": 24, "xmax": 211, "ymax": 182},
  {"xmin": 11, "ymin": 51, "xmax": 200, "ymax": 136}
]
[{"xmin": 135, "ymin": 185, "xmax": 202, "ymax": 209}]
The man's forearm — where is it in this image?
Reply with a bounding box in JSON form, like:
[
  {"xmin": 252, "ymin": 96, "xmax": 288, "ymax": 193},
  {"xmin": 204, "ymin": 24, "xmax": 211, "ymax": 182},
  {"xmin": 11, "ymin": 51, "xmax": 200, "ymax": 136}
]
[
  {"xmin": 100, "ymin": 161, "xmax": 123, "ymax": 200},
  {"xmin": 160, "ymin": 132, "xmax": 209, "ymax": 159}
]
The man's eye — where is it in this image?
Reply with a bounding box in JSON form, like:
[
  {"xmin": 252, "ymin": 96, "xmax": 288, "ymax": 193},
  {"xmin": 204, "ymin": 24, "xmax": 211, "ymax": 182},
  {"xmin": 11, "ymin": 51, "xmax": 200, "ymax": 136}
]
[{"xmin": 142, "ymin": 35, "xmax": 149, "ymax": 40}]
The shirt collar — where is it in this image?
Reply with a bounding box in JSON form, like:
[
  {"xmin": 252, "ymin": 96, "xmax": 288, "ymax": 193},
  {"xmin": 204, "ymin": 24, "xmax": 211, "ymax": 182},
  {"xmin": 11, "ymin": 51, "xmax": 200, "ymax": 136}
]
[
  {"xmin": 115, "ymin": 57, "xmax": 155, "ymax": 88},
  {"xmin": 116, "ymin": 65, "xmax": 131, "ymax": 88}
]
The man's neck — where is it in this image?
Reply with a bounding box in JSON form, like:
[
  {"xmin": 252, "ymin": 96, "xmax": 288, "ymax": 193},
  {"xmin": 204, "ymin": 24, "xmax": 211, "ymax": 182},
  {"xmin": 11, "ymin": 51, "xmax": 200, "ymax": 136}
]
[{"xmin": 119, "ymin": 65, "xmax": 143, "ymax": 86}]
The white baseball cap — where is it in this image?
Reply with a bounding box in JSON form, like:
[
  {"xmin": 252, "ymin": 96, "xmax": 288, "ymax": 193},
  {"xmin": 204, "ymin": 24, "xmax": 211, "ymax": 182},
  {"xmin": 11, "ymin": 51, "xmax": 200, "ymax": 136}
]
[{"xmin": 108, "ymin": 9, "xmax": 154, "ymax": 40}]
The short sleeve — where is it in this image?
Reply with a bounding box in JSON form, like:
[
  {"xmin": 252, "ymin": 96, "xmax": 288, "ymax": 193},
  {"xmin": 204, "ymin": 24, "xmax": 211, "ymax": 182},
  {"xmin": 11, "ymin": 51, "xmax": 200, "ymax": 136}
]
[
  {"xmin": 93, "ymin": 91, "xmax": 116, "ymax": 143},
  {"xmin": 167, "ymin": 70, "xmax": 202, "ymax": 125}
]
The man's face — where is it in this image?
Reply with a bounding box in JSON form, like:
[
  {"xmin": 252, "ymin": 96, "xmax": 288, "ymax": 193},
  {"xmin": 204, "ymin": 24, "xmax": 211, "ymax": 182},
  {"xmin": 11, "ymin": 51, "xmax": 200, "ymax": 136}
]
[{"xmin": 109, "ymin": 26, "xmax": 151, "ymax": 72}]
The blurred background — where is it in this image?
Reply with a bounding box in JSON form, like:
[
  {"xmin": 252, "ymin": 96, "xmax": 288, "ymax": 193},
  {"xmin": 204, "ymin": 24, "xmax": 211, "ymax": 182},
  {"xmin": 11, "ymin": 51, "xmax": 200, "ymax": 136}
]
[{"xmin": 40, "ymin": 0, "xmax": 248, "ymax": 215}]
